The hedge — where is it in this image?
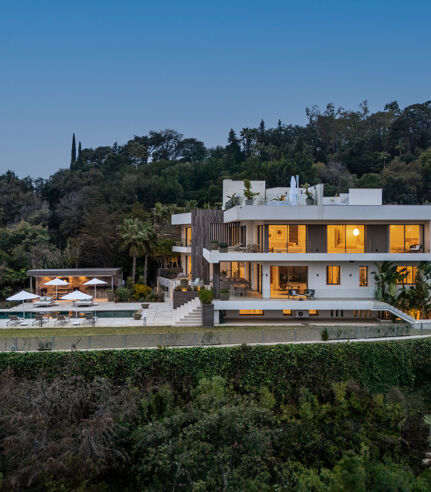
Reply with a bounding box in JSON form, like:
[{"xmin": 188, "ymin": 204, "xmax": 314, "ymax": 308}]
[{"xmin": 0, "ymin": 338, "xmax": 430, "ymax": 398}]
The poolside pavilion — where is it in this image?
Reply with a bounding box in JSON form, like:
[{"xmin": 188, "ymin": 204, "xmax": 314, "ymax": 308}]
[{"xmin": 26, "ymin": 268, "xmax": 123, "ymax": 299}]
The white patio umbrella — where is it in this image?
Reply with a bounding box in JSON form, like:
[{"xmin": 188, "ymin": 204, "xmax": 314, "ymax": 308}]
[
  {"xmin": 83, "ymin": 277, "xmax": 108, "ymax": 300},
  {"xmin": 6, "ymin": 290, "xmax": 40, "ymax": 317},
  {"xmin": 61, "ymin": 290, "xmax": 93, "ymax": 318},
  {"xmin": 289, "ymin": 176, "xmax": 297, "ymax": 206},
  {"xmin": 44, "ymin": 278, "xmax": 69, "ymax": 300}
]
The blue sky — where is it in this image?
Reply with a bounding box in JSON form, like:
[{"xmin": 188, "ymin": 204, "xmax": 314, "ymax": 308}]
[{"xmin": 0, "ymin": 0, "xmax": 430, "ymax": 178}]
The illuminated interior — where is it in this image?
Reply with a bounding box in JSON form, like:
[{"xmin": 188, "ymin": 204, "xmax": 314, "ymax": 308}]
[
  {"xmin": 239, "ymin": 310, "xmax": 263, "ymax": 315},
  {"xmin": 359, "ymin": 266, "xmax": 368, "ymax": 286},
  {"xmin": 186, "ymin": 255, "xmax": 192, "ymax": 276},
  {"xmin": 326, "ymin": 265, "xmax": 340, "ymax": 285},
  {"xmin": 327, "ymin": 225, "xmax": 364, "ymax": 253},
  {"xmin": 390, "ymin": 225, "xmax": 422, "ymax": 253},
  {"xmin": 268, "ymin": 225, "xmax": 306, "ymax": 253},
  {"xmin": 185, "ymin": 227, "xmax": 192, "ymax": 246},
  {"xmin": 270, "ymin": 266, "xmax": 308, "ymax": 298},
  {"xmin": 396, "ymin": 266, "xmax": 418, "ymax": 284}
]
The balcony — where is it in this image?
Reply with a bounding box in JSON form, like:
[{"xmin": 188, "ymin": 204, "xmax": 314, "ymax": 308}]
[
  {"xmin": 172, "ymin": 240, "xmax": 191, "ymax": 254},
  {"xmin": 203, "ymin": 248, "xmax": 431, "ymax": 264}
]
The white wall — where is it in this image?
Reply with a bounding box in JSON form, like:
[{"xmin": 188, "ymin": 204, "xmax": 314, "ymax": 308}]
[{"xmin": 349, "ymin": 188, "xmax": 382, "ymax": 205}]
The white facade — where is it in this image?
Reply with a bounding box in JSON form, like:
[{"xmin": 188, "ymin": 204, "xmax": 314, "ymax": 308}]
[{"xmin": 171, "ymin": 180, "xmax": 430, "ymax": 323}]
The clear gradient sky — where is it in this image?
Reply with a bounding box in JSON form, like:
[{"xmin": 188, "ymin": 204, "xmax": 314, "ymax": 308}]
[{"xmin": 1, "ymin": 0, "xmax": 430, "ymax": 178}]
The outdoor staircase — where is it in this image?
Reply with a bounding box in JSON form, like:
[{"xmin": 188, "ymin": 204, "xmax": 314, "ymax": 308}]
[
  {"xmin": 371, "ymin": 302, "xmax": 417, "ymax": 325},
  {"xmin": 173, "ymin": 298, "xmax": 203, "ymax": 327}
]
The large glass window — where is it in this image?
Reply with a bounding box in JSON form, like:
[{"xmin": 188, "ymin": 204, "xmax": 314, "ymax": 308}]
[
  {"xmin": 326, "ymin": 266, "xmax": 341, "ymax": 285},
  {"xmin": 359, "ymin": 266, "xmax": 368, "ymax": 286},
  {"xmin": 268, "ymin": 225, "xmax": 306, "ymax": 253},
  {"xmin": 396, "ymin": 266, "xmax": 418, "ymax": 284},
  {"xmin": 185, "ymin": 227, "xmax": 192, "ymax": 246},
  {"xmin": 390, "ymin": 225, "xmax": 423, "ymax": 253},
  {"xmin": 270, "ymin": 266, "xmax": 308, "ymax": 298},
  {"xmin": 327, "ymin": 225, "xmax": 364, "ymax": 253}
]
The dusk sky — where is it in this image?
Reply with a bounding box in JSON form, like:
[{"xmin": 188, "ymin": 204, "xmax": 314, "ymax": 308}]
[{"xmin": 1, "ymin": 0, "xmax": 430, "ymax": 178}]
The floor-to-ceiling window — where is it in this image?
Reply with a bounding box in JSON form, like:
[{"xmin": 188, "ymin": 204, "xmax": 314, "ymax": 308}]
[
  {"xmin": 390, "ymin": 225, "xmax": 423, "ymax": 253},
  {"xmin": 268, "ymin": 225, "xmax": 306, "ymax": 253},
  {"xmin": 270, "ymin": 266, "xmax": 308, "ymax": 298},
  {"xmin": 327, "ymin": 225, "xmax": 364, "ymax": 253},
  {"xmin": 185, "ymin": 227, "xmax": 192, "ymax": 246}
]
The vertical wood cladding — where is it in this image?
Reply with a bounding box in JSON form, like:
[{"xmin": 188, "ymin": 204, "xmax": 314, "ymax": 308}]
[
  {"xmin": 366, "ymin": 225, "xmax": 388, "ymax": 252},
  {"xmin": 191, "ymin": 209, "xmax": 223, "ymax": 282}
]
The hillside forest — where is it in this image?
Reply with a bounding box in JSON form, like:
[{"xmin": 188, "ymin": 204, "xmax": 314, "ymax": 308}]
[{"xmin": 1, "ymin": 100, "xmax": 431, "ymax": 296}]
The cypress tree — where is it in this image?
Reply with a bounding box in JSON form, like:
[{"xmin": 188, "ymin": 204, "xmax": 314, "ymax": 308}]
[
  {"xmin": 76, "ymin": 141, "xmax": 82, "ymax": 166},
  {"xmin": 71, "ymin": 133, "xmax": 76, "ymax": 167}
]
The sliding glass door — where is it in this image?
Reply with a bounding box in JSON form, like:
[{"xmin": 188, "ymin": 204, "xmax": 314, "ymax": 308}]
[{"xmin": 270, "ymin": 266, "xmax": 308, "ymax": 298}]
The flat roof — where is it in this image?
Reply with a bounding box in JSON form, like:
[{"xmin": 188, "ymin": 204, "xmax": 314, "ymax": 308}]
[{"xmin": 26, "ymin": 268, "xmax": 122, "ymax": 277}]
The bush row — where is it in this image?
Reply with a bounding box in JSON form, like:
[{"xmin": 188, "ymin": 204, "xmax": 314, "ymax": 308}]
[{"xmin": 1, "ymin": 338, "xmax": 430, "ymax": 398}]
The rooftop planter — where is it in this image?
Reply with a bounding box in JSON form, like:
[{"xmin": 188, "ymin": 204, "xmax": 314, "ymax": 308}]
[
  {"xmin": 243, "ymin": 179, "xmax": 259, "ymax": 205},
  {"xmin": 219, "ymin": 242, "xmax": 228, "ymax": 253}
]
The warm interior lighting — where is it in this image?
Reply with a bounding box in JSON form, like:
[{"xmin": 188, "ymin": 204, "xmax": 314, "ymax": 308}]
[{"xmin": 353, "ymin": 228, "xmax": 360, "ymax": 236}]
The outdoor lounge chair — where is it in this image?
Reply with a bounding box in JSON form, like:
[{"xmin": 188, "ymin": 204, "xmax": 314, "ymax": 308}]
[
  {"xmin": 75, "ymin": 300, "xmax": 94, "ymax": 307},
  {"xmin": 83, "ymin": 313, "xmax": 96, "ymax": 326},
  {"xmin": 228, "ymin": 242, "xmax": 242, "ymax": 251},
  {"xmin": 34, "ymin": 296, "xmax": 55, "ymax": 307},
  {"xmin": 54, "ymin": 315, "xmax": 69, "ymax": 326},
  {"xmin": 32, "ymin": 313, "xmax": 49, "ymax": 326},
  {"xmin": 7, "ymin": 315, "xmax": 21, "ymax": 326},
  {"xmin": 133, "ymin": 310, "xmax": 142, "ymax": 320}
]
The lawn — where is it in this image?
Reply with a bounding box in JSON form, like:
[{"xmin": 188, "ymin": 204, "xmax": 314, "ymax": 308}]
[{"xmin": 0, "ymin": 324, "xmax": 306, "ymax": 338}]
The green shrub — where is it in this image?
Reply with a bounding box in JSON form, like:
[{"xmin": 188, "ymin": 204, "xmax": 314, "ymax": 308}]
[
  {"xmin": 220, "ymin": 288, "xmax": 230, "ymax": 294},
  {"xmin": 115, "ymin": 286, "xmax": 133, "ymax": 302},
  {"xmin": 321, "ymin": 328, "xmax": 329, "ymax": 341},
  {"xmin": 198, "ymin": 288, "xmax": 213, "ymax": 304},
  {"xmin": 133, "ymin": 284, "xmax": 152, "ymax": 300}
]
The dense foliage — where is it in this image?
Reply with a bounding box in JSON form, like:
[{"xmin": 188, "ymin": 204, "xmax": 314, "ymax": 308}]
[
  {"xmin": 1, "ymin": 100, "xmax": 431, "ymax": 294},
  {"xmin": 0, "ymin": 340, "xmax": 431, "ymax": 490}
]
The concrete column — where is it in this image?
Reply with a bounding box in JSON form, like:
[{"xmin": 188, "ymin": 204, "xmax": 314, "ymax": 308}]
[
  {"xmin": 262, "ymin": 264, "xmax": 271, "ymax": 298},
  {"xmin": 213, "ymin": 263, "xmax": 220, "ymax": 299},
  {"xmin": 214, "ymin": 309, "xmax": 219, "ymax": 325}
]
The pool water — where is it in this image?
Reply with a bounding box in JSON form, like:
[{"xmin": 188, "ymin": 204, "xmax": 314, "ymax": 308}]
[{"xmin": 0, "ymin": 310, "xmax": 136, "ymax": 319}]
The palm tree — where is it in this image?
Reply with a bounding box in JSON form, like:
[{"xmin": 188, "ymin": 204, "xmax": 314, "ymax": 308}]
[
  {"xmin": 372, "ymin": 262, "xmax": 407, "ymax": 303},
  {"xmin": 118, "ymin": 218, "xmax": 147, "ymax": 284}
]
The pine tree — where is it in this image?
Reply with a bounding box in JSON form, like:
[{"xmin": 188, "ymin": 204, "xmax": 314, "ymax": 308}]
[{"xmin": 71, "ymin": 133, "xmax": 76, "ymax": 167}]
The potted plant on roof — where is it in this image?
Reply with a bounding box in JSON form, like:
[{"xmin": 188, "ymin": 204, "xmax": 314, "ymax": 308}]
[
  {"xmin": 219, "ymin": 242, "xmax": 228, "ymax": 253},
  {"xmin": 303, "ymin": 183, "xmax": 315, "ymax": 205},
  {"xmin": 210, "ymin": 239, "xmax": 219, "ymax": 250},
  {"xmin": 243, "ymin": 179, "xmax": 259, "ymax": 205}
]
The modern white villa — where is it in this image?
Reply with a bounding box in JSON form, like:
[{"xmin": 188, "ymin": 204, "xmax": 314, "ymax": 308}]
[{"xmin": 171, "ymin": 179, "xmax": 431, "ymax": 325}]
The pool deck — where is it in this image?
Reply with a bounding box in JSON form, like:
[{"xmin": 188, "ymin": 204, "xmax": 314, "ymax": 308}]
[{"xmin": 0, "ymin": 300, "xmax": 175, "ymax": 327}]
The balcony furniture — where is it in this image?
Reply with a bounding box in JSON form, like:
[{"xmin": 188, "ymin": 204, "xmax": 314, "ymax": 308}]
[
  {"xmin": 34, "ymin": 296, "xmax": 55, "ymax": 307},
  {"xmin": 228, "ymin": 242, "xmax": 243, "ymax": 252},
  {"xmin": 32, "ymin": 314, "xmax": 49, "ymax": 326},
  {"xmin": 249, "ymin": 244, "xmax": 260, "ymax": 253},
  {"xmin": 409, "ymin": 244, "xmax": 422, "ymax": 253},
  {"xmin": 190, "ymin": 278, "xmax": 204, "ymax": 288},
  {"xmin": 7, "ymin": 315, "xmax": 21, "ymax": 326},
  {"xmin": 133, "ymin": 310, "xmax": 142, "ymax": 320},
  {"xmin": 54, "ymin": 315, "xmax": 70, "ymax": 326},
  {"xmin": 304, "ymin": 289, "xmax": 315, "ymax": 299},
  {"xmin": 288, "ymin": 289, "xmax": 299, "ymax": 299},
  {"xmin": 231, "ymin": 284, "xmax": 246, "ymax": 296}
]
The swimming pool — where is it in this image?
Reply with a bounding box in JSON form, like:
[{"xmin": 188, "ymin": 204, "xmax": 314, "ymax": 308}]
[{"xmin": 0, "ymin": 310, "xmax": 136, "ymax": 319}]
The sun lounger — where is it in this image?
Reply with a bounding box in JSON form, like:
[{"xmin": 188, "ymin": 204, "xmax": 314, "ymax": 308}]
[
  {"xmin": 32, "ymin": 314, "xmax": 49, "ymax": 326},
  {"xmin": 83, "ymin": 314, "xmax": 96, "ymax": 326},
  {"xmin": 54, "ymin": 315, "xmax": 70, "ymax": 326},
  {"xmin": 7, "ymin": 315, "xmax": 21, "ymax": 326},
  {"xmin": 133, "ymin": 310, "xmax": 142, "ymax": 320},
  {"xmin": 74, "ymin": 300, "xmax": 94, "ymax": 307},
  {"xmin": 34, "ymin": 296, "xmax": 55, "ymax": 307}
]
